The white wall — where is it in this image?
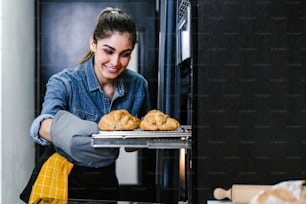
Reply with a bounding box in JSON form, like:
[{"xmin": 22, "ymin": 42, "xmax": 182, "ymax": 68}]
[{"xmin": 0, "ymin": 0, "xmax": 35, "ymax": 203}]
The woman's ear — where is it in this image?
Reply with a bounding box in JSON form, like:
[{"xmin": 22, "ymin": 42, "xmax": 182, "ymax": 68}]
[{"xmin": 89, "ymin": 36, "xmax": 96, "ymax": 52}]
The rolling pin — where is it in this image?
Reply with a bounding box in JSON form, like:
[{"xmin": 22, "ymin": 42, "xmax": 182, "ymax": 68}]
[{"xmin": 213, "ymin": 184, "xmax": 306, "ymax": 204}]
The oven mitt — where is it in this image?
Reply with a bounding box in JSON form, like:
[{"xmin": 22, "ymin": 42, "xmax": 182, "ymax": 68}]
[{"xmin": 50, "ymin": 110, "xmax": 118, "ymax": 165}]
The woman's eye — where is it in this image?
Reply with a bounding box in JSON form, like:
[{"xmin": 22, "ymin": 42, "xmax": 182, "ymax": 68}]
[
  {"xmin": 103, "ymin": 49, "xmax": 114, "ymax": 55},
  {"xmin": 121, "ymin": 52, "xmax": 131, "ymax": 58}
]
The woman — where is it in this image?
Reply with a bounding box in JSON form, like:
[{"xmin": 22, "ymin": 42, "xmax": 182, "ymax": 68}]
[{"xmin": 24, "ymin": 7, "xmax": 151, "ymax": 201}]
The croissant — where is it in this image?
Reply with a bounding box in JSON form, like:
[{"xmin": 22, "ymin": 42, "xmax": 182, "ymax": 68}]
[
  {"xmin": 250, "ymin": 181, "xmax": 306, "ymax": 204},
  {"xmin": 252, "ymin": 188, "xmax": 300, "ymax": 204},
  {"xmin": 98, "ymin": 109, "xmax": 140, "ymax": 130},
  {"xmin": 139, "ymin": 110, "xmax": 180, "ymax": 131}
]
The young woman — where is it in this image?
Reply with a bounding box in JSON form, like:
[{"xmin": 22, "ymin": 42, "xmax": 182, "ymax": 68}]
[{"xmin": 23, "ymin": 7, "xmax": 151, "ymax": 201}]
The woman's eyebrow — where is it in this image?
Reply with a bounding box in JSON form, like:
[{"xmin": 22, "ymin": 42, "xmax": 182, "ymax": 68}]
[
  {"xmin": 103, "ymin": 44, "xmax": 132, "ymax": 52},
  {"xmin": 103, "ymin": 44, "xmax": 115, "ymax": 50}
]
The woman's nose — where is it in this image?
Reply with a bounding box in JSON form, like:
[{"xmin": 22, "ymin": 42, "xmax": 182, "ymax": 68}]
[{"xmin": 110, "ymin": 54, "xmax": 120, "ymax": 66}]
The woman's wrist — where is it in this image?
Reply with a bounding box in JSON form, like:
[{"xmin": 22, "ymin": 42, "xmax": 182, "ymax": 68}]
[{"xmin": 39, "ymin": 118, "xmax": 53, "ymax": 141}]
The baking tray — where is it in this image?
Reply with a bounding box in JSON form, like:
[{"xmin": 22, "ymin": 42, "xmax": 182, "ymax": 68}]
[{"xmin": 91, "ymin": 125, "xmax": 191, "ymax": 149}]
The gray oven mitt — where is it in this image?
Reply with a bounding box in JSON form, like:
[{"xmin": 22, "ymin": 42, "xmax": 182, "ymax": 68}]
[{"xmin": 50, "ymin": 110, "xmax": 119, "ymax": 166}]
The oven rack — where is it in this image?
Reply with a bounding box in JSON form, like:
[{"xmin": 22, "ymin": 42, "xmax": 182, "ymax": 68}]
[{"xmin": 91, "ymin": 125, "xmax": 191, "ymax": 149}]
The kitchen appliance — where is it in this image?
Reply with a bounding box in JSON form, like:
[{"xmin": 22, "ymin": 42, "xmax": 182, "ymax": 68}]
[
  {"xmin": 156, "ymin": 0, "xmax": 194, "ymax": 203},
  {"xmin": 177, "ymin": 0, "xmax": 192, "ymax": 64}
]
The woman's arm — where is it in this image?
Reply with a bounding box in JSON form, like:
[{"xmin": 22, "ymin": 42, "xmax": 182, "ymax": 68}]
[{"xmin": 30, "ymin": 76, "xmax": 68, "ymax": 145}]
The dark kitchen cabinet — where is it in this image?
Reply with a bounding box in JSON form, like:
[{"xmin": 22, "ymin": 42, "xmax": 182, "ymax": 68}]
[{"xmin": 193, "ymin": 0, "xmax": 306, "ymax": 203}]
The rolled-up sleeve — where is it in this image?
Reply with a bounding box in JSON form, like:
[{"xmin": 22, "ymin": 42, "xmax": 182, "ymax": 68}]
[
  {"xmin": 29, "ymin": 74, "xmax": 69, "ymax": 145},
  {"xmin": 30, "ymin": 114, "xmax": 54, "ymax": 145}
]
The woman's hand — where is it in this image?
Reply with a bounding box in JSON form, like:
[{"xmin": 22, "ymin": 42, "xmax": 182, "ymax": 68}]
[
  {"xmin": 50, "ymin": 110, "xmax": 117, "ymax": 165},
  {"xmin": 39, "ymin": 118, "xmax": 53, "ymax": 141}
]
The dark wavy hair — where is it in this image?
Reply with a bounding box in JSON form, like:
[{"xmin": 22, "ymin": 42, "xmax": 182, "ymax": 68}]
[{"xmin": 79, "ymin": 7, "xmax": 137, "ymax": 64}]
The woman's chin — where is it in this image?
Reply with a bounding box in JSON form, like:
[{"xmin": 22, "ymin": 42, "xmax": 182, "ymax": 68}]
[{"xmin": 104, "ymin": 72, "xmax": 119, "ymax": 80}]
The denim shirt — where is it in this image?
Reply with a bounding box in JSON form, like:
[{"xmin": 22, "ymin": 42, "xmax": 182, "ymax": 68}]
[{"xmin": 30, "ymin": 57, "xmax": 151, "ymax": 167}]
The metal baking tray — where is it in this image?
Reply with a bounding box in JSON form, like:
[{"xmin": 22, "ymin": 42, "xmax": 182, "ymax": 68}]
[
  {"xmin": 92, "ymin": 125, "xmax": 191, "ymax": 139},
  {"xmin": 91, "ymin": 125, "xmax": 191, "ymax": 149}
]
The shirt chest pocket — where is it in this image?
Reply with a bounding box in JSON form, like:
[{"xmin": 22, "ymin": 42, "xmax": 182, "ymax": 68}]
[{"xmin": 73, "ymin": 108, "xmax": 98, "ymax": 122}]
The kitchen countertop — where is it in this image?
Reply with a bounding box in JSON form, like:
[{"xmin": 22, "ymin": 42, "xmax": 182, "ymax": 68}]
[{"xmin": 207, "ymin": 201, "xmax": 232, "ymax": 204}]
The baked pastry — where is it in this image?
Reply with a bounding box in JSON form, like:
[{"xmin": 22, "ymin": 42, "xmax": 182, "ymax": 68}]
[
  {"xmin": 250, "ymin": 181, "xmax": 306, "ymax": 204},
  {"xmin": 98, "ymin": 109, "xmax": 140, "ymax": 130},
  {"xmin": 250, "ymin": 188, "xmax": 301, "ymax": 204},
  {"xmin": 139, "ymin": 110, "xmax": 180, "ymax": 131}
]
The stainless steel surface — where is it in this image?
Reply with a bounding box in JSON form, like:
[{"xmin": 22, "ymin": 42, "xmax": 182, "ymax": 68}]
[
  {"xmin": 176, "ymin": 0, "xmax": 191, "ymax": 64},
  {"xmin": 91, "ymin": 126, "xmax": 191, "ymax": 149},
  {"xmin": 68, "ymin": 199, "xmax": 161, "ymax": 204},
  {"xmin": 92, "ymin": 126, "xmax": 191, "ymax": 138}
]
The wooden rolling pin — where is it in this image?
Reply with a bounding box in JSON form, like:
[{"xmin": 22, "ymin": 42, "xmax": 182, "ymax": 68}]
[{"xmin": 214, "ymin": 184, "xmax": 306, "ymax": 204}]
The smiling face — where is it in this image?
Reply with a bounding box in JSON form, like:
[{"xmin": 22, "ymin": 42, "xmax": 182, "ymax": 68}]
[{"xmin": 90, "ymin": 32, "xmax": 133, "ymax": 85}]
